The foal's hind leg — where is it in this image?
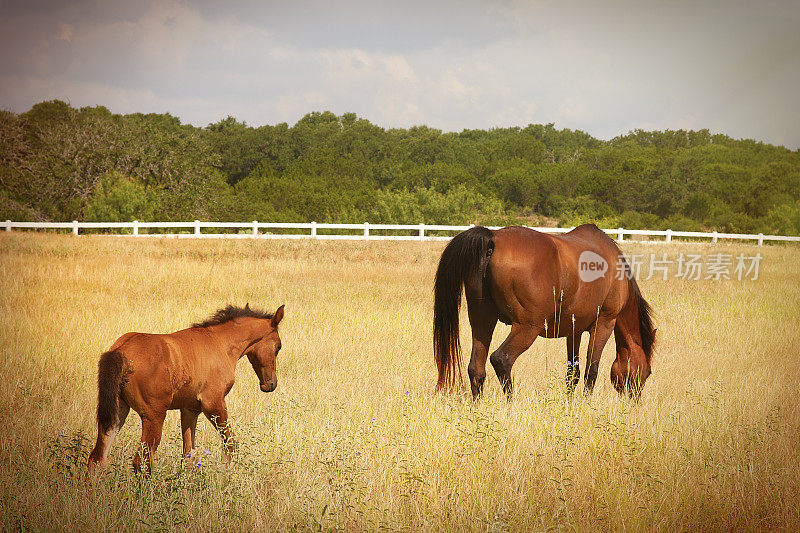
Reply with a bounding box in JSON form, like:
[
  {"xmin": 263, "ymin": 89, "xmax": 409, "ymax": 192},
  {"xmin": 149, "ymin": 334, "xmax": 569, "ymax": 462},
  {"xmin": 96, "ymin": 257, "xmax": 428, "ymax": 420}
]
[
  {"xmin": 180, "ymin": 409, "xmax": 200, "ymax": 470},
  {"xmin": 87, "ymin": 400, "xmax": 130, "ymax": 473},
  {"xmin": 489, "ymin": 324, "xmax": 542, "ymax": 400},
  {"xmin": 133, "ymin": 411, "xmax": 166, "ymax": 476},
  {"xmin": 566, "ymin": 334, "xmax": 582, "ymax": 394}
]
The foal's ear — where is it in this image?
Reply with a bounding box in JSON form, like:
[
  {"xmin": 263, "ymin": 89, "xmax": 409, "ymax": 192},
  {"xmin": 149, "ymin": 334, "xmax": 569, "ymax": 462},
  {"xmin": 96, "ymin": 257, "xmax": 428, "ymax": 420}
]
[
  {"xmin": 271, "ymin": 305, "xmax": 285, "ymax": 328},
  {"xmin": 245, "ymin": 302, "xmax": 251, "ymax": 311}
]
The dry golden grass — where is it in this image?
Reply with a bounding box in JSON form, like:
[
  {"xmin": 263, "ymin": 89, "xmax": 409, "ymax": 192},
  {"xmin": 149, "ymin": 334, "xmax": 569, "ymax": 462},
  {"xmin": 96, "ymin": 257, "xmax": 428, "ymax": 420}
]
[{"xmin": 1, "ymin": 233, "xmax": 799, "ymax": 531}]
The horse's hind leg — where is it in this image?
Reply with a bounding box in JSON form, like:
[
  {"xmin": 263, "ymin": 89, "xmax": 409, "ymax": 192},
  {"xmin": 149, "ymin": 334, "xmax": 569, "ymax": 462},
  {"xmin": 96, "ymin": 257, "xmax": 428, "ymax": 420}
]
[
  {"xmin": 466, "ymin": 297, "xmax": 497, "ymax": 400},
  {"xmin": 566, "ymin": 334, "xmax": 582, "ymax": 394},
  {"xmin": 584, "ymin": 317, "xmax": 615, "ymax": 395},
  {"xmin": 87, "ymin": 400, "xmax": 130, "ymax": 473},
  {"xmin": 489, "ymin": 324, "xmax": 542, "ymax": 400}
]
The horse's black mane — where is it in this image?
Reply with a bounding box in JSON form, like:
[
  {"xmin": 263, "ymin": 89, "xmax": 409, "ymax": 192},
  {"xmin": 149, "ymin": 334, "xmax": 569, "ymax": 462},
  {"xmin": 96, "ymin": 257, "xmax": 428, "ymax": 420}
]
[
  {"xmin": 192, "ymin": 304, "xmax": 274, "ymax": 328},
  {"xmin": 611, "ymin": 236, "xmax": 657, "ymax": 364}
]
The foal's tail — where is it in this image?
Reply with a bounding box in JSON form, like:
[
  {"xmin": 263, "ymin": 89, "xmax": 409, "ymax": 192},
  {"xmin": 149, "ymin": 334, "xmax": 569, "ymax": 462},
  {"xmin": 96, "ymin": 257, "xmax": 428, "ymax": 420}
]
[
  {"xmin": 433, "ymin": 226, "xmax": 494, "ymax": 392},
  {"xmin": 96, "ymin": 350, "xmax": 127, "ymax": 432}
]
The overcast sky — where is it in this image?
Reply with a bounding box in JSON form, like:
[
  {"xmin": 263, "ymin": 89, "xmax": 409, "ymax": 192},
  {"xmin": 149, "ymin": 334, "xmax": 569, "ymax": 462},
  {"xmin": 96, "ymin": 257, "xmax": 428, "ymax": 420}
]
[{"xmin": 1, "ymin": 0, "xmax": 798, "ymax": 148}]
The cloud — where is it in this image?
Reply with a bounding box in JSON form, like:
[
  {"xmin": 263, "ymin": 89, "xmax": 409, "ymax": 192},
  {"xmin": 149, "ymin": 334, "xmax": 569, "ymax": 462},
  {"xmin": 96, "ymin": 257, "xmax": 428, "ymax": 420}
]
[
  {"xmin": 0, "ymin": 0, "xmax": 798, "ymax": 147},
  {"xmin": 437, "ymin": 71, "xmax": 480, "ymax": 103},
  {"xmin": 383, "ymin": 56, "xmax": 418, "ymax": 84},
  {"xmin": 56, "ymin": 23, "xmax": 74, "ymax": 43}
]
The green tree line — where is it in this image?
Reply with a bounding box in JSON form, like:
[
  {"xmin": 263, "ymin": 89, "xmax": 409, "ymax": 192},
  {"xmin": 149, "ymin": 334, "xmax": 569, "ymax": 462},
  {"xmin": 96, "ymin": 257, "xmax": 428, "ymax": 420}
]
[{"xmin": 2, "ymin": 100, "xmax": 799, "ymax": 234}]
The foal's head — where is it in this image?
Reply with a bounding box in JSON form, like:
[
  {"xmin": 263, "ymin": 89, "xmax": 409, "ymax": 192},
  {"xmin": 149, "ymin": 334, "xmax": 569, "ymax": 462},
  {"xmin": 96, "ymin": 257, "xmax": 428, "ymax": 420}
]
[{"xmin": 246, "ymin": 305, "xmax": 284, "ymax": 393}]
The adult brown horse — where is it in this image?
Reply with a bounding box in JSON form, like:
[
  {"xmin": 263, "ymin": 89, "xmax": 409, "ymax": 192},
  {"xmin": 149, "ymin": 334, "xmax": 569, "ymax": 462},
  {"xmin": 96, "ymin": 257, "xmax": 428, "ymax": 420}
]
[
  {"xmin": 87, "ymin": 303, "xmax": 284, "ymax": 476},
  {"xmin": 434, "ymin": 224, "xmax": 655, "ymax": 400}
]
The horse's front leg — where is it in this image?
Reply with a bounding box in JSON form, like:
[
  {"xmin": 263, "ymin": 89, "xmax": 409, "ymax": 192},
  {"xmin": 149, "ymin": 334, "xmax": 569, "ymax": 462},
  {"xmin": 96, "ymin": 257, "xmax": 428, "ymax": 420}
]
[
  {"xmin": 202, "ymin": 399, "xmax": 235, "ymax": 465},
  {"xmin": 584, "ymin": 317, "xmax": 615, "ymax": 395}
]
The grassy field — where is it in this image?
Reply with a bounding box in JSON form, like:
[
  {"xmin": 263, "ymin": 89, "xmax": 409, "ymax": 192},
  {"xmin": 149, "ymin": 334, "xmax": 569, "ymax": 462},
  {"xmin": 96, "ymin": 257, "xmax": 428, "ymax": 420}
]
[{"xmin": 1, "ymin": 232, "xmax": 799, "ymax": 531}]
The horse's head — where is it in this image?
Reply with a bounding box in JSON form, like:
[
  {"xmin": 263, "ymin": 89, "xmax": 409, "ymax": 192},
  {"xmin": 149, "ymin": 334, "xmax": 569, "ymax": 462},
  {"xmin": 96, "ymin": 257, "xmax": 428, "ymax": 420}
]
[
  {"xmin": 246, "ymin": 305, "xmax": 284, "ymax": 393},
  {"xmin": 610, "ymin": 343, "xmax": 652, "ymax": 399}
]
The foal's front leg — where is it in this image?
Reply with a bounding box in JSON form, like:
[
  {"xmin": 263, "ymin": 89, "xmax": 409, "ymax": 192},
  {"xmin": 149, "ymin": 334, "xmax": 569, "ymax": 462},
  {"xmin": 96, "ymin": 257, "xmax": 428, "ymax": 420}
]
[{"xmin": 202, "ymin": 399, "xmax": 235, "ymax": 464}]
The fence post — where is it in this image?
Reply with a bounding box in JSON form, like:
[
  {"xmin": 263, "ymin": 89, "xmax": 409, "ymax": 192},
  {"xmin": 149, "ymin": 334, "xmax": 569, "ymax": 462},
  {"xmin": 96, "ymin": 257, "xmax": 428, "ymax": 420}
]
[
  {"xmin": 418, "ymin": 223, "xmax": 425, "ymax": 241},
  {"xmin": 72, "ymin": 220, "xmax": 79, "ymax": 236},
  {"xmin": 4, "ymin": 220, "xmax": 10, "ymax": 232},
  {"xmin": 363, "ymin": 222, "xmax": 369, "ymax": 240},
  {"xmin": 758, "ymin": 233, "xmax": 764, "ymax": 246},
  {"xmin": 194, "ymin": 220, "xmax": 200, "ymax": 236},
  {"xmin": 665, "ymin": 229, "xmax": 672, "ymax": 243},
  {"xmin": 311, "ymin": 221, "xmax": 317, "ymax": 239},
  {"xmin": 252, "ymin": 220, "xmax": 258, "ymax": 236},
  {"xmin": 712, "ymin": 231, "xmax": 718, "ymax": 244},
  {"xmin": 617, "ymin": 227, "xmax": 624, "ymax": 242}
]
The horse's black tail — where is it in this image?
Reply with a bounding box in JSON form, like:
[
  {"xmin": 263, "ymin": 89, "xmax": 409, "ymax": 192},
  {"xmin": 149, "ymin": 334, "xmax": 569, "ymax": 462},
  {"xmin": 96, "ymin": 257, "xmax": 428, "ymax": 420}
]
[
  {"xmin": 96, "ymin": 350, "xmax": 126, "ymax": 432},
  {"xmin": 433, "ymin": 226, "xmax": 494, "ymax": 392}
]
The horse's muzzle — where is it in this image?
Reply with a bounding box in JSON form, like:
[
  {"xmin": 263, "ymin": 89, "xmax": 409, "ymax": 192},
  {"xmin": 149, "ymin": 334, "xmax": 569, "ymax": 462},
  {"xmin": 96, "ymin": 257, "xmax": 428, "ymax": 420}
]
[{"xmin": 260, "ymin": 381, "xmax": 277, "ymax": 393}]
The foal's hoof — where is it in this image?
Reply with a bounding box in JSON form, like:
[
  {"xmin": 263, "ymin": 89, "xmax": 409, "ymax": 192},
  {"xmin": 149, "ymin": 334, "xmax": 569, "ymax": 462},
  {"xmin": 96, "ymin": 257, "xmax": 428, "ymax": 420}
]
[{"xmin": 183, "ymin": 449, "xmax": 206, "ymax": 472}]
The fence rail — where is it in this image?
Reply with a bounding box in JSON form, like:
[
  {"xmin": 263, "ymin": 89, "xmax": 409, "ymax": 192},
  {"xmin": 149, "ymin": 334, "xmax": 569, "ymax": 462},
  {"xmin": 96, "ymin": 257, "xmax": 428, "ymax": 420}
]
[{"xmin": 3, "ymin": 220, "xmax": 799, "ymax": 245}]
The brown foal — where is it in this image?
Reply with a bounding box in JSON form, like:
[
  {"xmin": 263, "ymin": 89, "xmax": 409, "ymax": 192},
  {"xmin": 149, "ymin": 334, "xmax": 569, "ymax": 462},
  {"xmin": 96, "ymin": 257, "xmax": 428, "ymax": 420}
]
[{"xmin": 87, "ymin": 304, "xmax": 284, "ymax": 476}]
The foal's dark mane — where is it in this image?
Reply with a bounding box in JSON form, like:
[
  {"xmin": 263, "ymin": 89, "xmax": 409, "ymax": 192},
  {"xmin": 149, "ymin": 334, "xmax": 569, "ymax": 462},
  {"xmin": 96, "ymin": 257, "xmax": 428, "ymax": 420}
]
[{"xmin": 192, "ymin": 305, "xmax": 274, "ymax": 328}]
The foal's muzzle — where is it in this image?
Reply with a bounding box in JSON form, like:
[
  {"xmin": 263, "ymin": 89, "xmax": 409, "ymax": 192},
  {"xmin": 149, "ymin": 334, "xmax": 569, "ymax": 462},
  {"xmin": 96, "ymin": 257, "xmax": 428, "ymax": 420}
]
[{"xmin": 260, "ymin": 381, "xmax": 277, "ymax": 393}]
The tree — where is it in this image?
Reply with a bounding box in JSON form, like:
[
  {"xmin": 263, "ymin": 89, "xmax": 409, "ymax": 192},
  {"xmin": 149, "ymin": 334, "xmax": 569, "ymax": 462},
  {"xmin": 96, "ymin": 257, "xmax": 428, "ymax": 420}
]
[
  {"xmin": 3, "ymin": 102, "xmax": 799, "ymax": 235},
  {"xmin": 84, "ymin": 172, "xmax": 156, "ymax": 222}
]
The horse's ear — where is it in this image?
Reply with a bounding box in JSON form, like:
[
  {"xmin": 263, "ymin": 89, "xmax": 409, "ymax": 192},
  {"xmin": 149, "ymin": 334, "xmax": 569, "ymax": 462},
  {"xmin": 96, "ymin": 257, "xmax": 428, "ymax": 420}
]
[
  {"xmin": 245, "ymin": 302, "xmax": 251, "ymax": 311},
  {"xmin": 271, "ymin": 305, "xmax": 285, "ymax": 328}
]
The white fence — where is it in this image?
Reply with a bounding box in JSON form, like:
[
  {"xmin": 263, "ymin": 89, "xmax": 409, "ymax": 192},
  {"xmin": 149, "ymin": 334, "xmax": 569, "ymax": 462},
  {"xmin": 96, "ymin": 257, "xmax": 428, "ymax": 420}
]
[{"xmin": 2, "ymin": 220, "xmax": 799, "ymax": 245}]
